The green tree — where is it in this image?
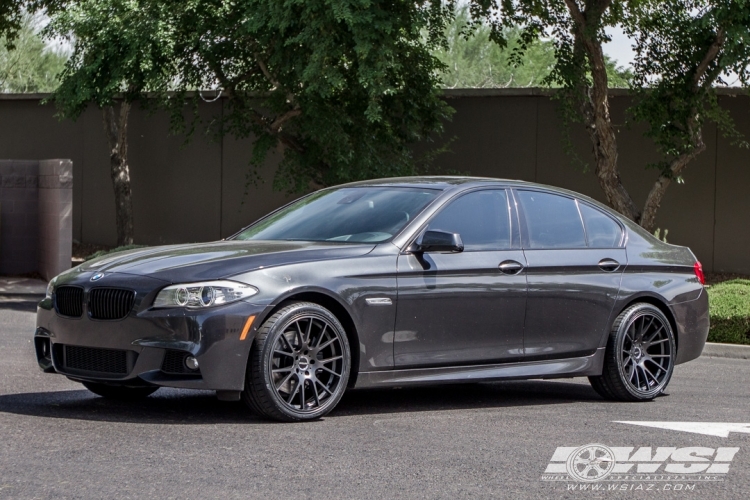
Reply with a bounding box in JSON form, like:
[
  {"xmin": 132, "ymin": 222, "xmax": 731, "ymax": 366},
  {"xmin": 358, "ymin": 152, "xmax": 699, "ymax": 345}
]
[
  {"xmin": 0, "ymin": 1, "xmax": 25, "ymax": 46},
  {"xmin": 0, "ymin": 13, "xmax": 67, "ymax": 92},
  {"xmin": 435, "ymin": 5, "xmax": 630, "ymax": 89},
  {"xmin": 626, "ymin": 0, "xmax": 750, "ymax": 230},
  {"xmin": 47, "ymin": 0, "xmax": 454, "ymax": 245},
  {"xmin": 468, "ymin": 0, "xmax": 750, "ymax": 231}
]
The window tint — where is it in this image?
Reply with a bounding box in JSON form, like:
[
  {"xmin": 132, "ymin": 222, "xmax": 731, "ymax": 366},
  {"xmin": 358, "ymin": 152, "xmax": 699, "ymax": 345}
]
[
  {"xmin": 579, "ymin": 203, "xmax": 622, "ymax": 247},
  {"xmin": 516, "ymin": 190, "xmax": 586, "ymax": 249},
  {"xmin": 427, "ymin": 190, "xmax": 511, "ymax": 251}
]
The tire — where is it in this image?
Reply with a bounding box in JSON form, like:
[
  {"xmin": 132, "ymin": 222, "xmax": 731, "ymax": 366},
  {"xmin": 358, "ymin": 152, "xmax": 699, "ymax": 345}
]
[
  {"xmin": 589, "ymin": 303, "xmax": 676, "ymax": 402},
  {"xmin": 243, "ymin": 301, "xmax": 351, "ymax": 422},
  {"xmin": 82, "ymin": 381, "xmax": 159, "ymax": 400}
]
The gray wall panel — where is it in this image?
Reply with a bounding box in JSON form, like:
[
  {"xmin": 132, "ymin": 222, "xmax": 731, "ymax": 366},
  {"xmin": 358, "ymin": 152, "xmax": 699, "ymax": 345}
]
[
  {"xmin": 439, "ymin": 96, "xmax": 537, "ymax": 181},
  {"xmin": 220, "ymin": 133, "xmax": 293, "ymax": 239},
  {"xmin": 1, "ymin": 91, "xmax": 749, "ymax": 272},
  {"xmin": 127, "ymin": 101, "xmax": 223, "ymax": 245},
  {"xmin": 80, "ymin": 106, "xmax": 116, "ymax": 246},
  {"xmin": 0, "ymin": 100, "xmax": 84, "ymax": 241},
  {"xmin": 715, "ymin": 95, "xmax": 750, "ymax": 273}
]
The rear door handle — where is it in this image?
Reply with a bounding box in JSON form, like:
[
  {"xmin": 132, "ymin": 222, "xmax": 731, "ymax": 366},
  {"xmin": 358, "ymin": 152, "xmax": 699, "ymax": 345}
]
[
  {"xmin": 598, "ymin": 258, "xmax": 620, "ymax": 272},
  {"xmin": 499, "ymin": 260, "xmax": 524, "ymax": 275}
]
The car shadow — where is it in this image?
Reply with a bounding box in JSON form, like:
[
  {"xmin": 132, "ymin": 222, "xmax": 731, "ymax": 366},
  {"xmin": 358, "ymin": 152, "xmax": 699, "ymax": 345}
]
[{"xmin": 0, "ymin": 379, "xmax": 605, "ymax": 425}]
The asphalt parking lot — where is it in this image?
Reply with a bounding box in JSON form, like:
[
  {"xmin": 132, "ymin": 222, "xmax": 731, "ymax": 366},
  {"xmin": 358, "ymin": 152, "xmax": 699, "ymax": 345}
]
[{"xmin": 1, "ymin": 299, "xmax": 749, "ymax": 499}]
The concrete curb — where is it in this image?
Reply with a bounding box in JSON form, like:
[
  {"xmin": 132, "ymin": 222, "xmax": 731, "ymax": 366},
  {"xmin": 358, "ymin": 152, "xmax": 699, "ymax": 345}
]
[{"xmin": 701, "ymin": 342, "xmax": 750, "ymax": 360}]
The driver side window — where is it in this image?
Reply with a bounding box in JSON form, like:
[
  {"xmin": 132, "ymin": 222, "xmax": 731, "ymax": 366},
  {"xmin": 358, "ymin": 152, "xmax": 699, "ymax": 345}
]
[{"xmin": 427, "ymin": 190, "xmax": 512, "ymax": 251}]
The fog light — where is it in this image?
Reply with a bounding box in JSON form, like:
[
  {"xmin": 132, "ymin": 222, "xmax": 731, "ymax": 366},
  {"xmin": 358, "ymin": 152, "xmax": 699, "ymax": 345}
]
[{"xmin": 185, "ymin": 356, "xmax": 199, "ymax": 370}]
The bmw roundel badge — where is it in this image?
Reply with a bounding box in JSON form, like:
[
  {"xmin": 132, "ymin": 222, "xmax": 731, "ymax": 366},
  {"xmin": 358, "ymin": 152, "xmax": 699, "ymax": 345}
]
[{"xmin": 90, "ymin": 272, "xmax": 104, "ymax": 281}]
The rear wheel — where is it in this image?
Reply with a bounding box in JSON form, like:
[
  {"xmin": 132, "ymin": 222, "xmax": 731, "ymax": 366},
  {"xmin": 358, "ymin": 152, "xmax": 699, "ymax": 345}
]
[
  {"xmin": 82, "ymin": 381, "xmax": 158, "ymax": 400},
  {"xmin": 243, "ymin": 301, "xmax": 351, "ymax": 422},
  {"xmin": 589, "ymin": 303, "xmax": 676, "ymax": 401}
]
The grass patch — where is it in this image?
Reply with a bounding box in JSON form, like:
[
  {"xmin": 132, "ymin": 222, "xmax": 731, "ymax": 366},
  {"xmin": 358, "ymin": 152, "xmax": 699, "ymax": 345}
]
[
  {"xmin": 707, "ymin": 279, "xmax": 750, "ymax": 345},
  {"xmin": 85, "ymin": 245, "xmax": 148, "ymax": 261}
]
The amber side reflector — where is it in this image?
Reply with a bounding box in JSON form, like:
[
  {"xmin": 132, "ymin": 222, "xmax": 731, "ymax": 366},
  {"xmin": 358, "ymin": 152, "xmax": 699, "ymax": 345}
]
[{"xmin": 239, "ymin": 315, "xmax": 256, "ymax": 341}]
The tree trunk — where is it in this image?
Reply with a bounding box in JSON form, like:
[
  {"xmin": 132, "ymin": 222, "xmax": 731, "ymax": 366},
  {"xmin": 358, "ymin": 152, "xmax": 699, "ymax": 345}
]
[
  {"xmin": 639, "ymin": 134, "xmax": 706, "ymax": 232},
  {"xmin": 638, "ymin": 33, "xmax": 722, "ymax": 232},
  {"xmin": 564, "ymin": 0, "xmax": 641, "ymax": 223},
  {"xmin": 102, "ymin": 102, "xmax": 134, "ymax": 246}
]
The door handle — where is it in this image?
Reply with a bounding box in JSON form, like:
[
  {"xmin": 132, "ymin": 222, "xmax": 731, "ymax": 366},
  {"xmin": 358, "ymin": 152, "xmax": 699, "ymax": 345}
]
[
  {"xmin": 598, "ymin": 258, "xmax": 620, "ymax": 272},
  {"xmin": 499, "ymin": 260, "xmax": 524, "ymax": 275}
]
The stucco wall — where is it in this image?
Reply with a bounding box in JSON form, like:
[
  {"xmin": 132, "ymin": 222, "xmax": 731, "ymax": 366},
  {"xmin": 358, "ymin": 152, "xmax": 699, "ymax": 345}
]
[{"xmin": 0, "ymin": 90, "xmax": 748, "ymax": 273}]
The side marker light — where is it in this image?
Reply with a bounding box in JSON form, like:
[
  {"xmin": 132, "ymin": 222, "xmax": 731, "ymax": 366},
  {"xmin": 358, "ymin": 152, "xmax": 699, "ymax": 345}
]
[{"xmin": 240, "ymin": 315, "xmax": 256, "ymax": 341}]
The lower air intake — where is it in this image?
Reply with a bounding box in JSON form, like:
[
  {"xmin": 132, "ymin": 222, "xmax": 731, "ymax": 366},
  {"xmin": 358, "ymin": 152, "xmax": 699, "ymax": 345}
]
[{"xmin": 60, "ymin": 345, "xmax": 136, "ymax": 375}]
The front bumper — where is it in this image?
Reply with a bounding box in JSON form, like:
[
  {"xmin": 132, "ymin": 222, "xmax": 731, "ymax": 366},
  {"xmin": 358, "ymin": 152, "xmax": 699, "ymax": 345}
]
[{"xmin": 35, "ymin": 275, "xmax": 266, "ymax": 391}]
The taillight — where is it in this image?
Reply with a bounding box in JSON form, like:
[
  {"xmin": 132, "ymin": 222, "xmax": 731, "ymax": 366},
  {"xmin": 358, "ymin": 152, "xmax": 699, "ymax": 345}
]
[{"xmin": 694, "ymin": 261, "xmax": 705, "ymax": 286}]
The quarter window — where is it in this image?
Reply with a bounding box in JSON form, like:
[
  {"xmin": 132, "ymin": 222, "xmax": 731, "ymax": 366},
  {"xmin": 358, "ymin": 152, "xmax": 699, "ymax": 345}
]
[
  {"xmin": 516, "ymin": 190, "xmax": 586, "ymax": 249},
  {"xmin": 579, "ymin": 203, "xmax": 622, "ymax": 248},
  {"xmin": 427, "ymin": 190, "xmax": 512, "ymax": 251}
]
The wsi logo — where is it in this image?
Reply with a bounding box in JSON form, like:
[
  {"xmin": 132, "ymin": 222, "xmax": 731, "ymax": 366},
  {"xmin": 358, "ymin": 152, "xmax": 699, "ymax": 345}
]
[{"xmin": 542, "ymin": 444, "xmax": 739, "ymax": 482}]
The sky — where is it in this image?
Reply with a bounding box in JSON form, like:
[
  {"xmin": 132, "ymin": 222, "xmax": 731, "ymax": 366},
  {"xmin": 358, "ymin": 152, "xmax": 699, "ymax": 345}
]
[{"xmin": 604, "ymin": 27, "xmax": 635, "ymax": 69}]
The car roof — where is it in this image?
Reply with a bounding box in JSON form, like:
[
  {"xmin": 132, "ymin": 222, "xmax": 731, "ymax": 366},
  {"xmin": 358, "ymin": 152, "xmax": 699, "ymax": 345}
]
[
  {"xmin": 339, "ymin": 175, "xmax": 629, "ymax": 223},
  {"xmin": 340, "ymin": 176, "xmax": 532, "ymax": 190},
  {"xmin": 341, "ymin": 176, "xmax": 596, "ymax": 201}
]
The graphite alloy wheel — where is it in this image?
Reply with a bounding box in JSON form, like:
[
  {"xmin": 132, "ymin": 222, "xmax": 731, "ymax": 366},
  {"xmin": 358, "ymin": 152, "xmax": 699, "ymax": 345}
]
[
  {"xmin": 243, "ymin": 301, "xmax": 351, "ymax": 422},
  {"xmin": 589, "ymin": 303, "xmax": 676, "ymax": 402},
  {"xmin": 82, "ymin": 381, "xmax": 158, "ymax": 400}
]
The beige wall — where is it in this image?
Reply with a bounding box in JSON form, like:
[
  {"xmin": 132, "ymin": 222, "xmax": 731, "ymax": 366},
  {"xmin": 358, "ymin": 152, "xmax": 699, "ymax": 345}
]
[{"xmin": 1, "ymin": 90, "xmax": 748, "ymax": 273}]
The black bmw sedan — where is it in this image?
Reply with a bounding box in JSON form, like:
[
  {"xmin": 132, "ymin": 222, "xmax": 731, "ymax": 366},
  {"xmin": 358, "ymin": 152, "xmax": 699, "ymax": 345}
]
[{"xmin": 35, "ymin": 177, "xmax": 709, "ymax": 421}]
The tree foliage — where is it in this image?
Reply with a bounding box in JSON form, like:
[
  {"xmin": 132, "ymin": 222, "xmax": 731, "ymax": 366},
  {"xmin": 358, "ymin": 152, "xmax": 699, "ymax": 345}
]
[
  {"xmin": 626, "ymin": 0, "xmax": 750, "ymax": 229},
  {"xmin": 0, "ymin": 13, "xmax": 67, "ymax": 92},
  {"xmin": 48, "ymin": 0, "xmax": 455, "ymax": 193},
  {"xmin": 466, "ymin": 0, "xmax": 750, "ymax": 231},
  {"xmin": 0, "ymin": 0, "xmax": 25, "ymax": 47},
  {"xmin": 435, "ymin": 5, "xmax": 630, "ymax": 89}
]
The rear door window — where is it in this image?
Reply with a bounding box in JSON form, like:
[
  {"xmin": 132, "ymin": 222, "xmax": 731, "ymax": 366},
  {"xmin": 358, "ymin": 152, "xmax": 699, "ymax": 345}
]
[{"xmin": 516, "ymin": 190, "xmax": 586, "ymax": 249}]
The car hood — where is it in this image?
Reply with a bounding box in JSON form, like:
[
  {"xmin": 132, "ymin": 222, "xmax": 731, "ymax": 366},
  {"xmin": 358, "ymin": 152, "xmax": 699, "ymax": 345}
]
[{"xmin": 77, "ymin": 240, "xmax": 376, "ymax": 283}]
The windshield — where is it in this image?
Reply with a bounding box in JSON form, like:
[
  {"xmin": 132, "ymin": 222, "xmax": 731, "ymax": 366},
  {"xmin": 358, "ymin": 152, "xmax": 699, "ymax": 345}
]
[{"xmin": 233, "ymin": 187, "xmax": 440, "ymax": 243}]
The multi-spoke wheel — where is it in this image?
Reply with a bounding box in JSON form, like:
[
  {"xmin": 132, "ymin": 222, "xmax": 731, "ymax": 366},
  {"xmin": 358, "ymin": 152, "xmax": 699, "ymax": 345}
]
[
  {"xmin": 243, "ymin": 301, "xmax": 351, "ymax": 421},
  {"xmin": 589, "ymin": 303, "xmax": 676, "ymax": 402}
]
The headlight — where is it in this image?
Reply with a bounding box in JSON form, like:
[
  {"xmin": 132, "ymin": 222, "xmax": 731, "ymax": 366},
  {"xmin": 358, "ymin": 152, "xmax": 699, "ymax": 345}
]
[
  {"xmin": 153, "ymin": 280, "xmax": 258, "ymax": 309},
  {"xmin": 45, "ymin": 278, "xmax": 56, "ymax": 299}
]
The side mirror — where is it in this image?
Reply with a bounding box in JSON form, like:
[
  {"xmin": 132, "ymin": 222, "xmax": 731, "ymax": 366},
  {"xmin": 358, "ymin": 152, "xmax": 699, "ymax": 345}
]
[{"xmin": 414, "ymin": 230, "xmax": 464, "ymax": 253}]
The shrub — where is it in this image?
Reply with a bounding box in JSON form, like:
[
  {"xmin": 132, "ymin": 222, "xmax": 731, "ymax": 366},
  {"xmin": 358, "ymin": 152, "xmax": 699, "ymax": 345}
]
[
  {"xmin": 85, "ymin": 245, "xmax": 147, "ymax": 261},
  {"xmin": 707, "ymin": 279, "xmax": 750, "ymax": 345}
]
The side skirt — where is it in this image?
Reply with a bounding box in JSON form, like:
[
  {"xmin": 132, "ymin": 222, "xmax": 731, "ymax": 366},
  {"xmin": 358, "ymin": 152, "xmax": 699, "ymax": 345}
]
[{"xmin": 354, "ymin": 348, "xmax": 605, "ymax": 389}]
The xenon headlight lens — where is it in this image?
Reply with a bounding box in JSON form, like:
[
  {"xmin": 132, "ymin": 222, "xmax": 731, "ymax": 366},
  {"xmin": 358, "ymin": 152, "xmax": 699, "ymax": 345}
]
[{"xmin": 153, "ymin": 281, "xmax": 257, "ymax": 308}]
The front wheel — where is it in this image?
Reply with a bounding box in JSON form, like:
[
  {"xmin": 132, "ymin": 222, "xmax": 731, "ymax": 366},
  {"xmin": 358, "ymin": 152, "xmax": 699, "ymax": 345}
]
[
  {"xmin": 589, "ymin": 303, "xmax": 676, "ymax": 401},
  {"xmin": 243, "ymin": 301, "xmax": 351, "ymax": 422},
  {"xmin": 82, "ymin": 381, "xmax": 159, "ymax": 400}
]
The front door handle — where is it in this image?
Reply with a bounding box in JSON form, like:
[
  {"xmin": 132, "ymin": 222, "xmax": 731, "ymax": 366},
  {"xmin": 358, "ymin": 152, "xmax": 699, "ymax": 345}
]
[
  {"xmin": 499, "ymin": 260, "xmax": 524, "ymax": 275},
  {"xmin": 598, "ymin": 258, "xmax": 620, "ymax": 272}
]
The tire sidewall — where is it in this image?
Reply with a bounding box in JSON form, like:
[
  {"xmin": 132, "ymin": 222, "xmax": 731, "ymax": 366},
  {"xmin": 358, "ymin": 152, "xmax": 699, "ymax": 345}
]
[
  {"xmin": 614, "ymin": 304, "xmax": 676, "ymax": 400},
  {"xmin": 258, "ymin": 303, "xmax": 351, "ymax": 420}
]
